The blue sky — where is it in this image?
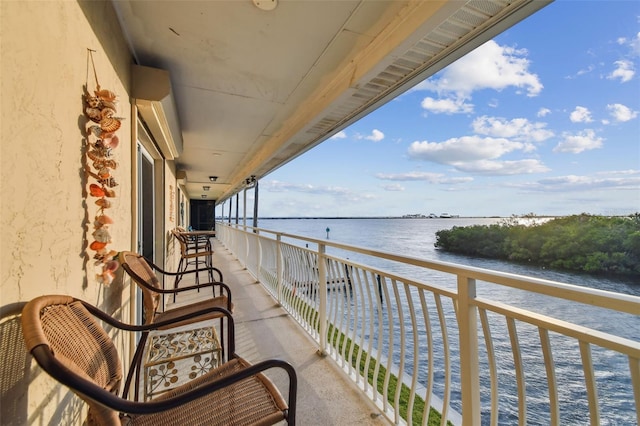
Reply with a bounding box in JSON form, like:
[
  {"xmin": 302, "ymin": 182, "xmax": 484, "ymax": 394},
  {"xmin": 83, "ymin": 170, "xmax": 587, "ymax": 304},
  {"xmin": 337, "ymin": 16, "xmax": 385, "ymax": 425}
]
[{"xmin": 258, "ymin": 1, "xmax": 640, "ymax": 218}]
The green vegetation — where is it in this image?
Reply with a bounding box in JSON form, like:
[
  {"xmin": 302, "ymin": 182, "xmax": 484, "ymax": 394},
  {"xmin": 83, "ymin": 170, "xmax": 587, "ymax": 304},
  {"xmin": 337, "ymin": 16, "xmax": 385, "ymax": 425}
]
[
  {"xmin": 280, "ymin": 281, "xmax": 451, "ymax": 425},
  {"xmin": 328, "ymin": 324, "xmax": 452, "ymax": 426},
  {"xmin": 434, "ymin": 213, "xmax": 640, "ymax": 277}
]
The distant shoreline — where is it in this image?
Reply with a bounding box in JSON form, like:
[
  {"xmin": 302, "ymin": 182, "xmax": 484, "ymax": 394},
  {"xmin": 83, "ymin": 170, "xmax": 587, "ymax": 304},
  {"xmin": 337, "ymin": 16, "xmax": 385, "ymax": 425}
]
[
  {"xmin": 220, "ymin": 215, "xmax": 559, "ymax": 220},
  {"xmin": 217, "ymin": 214, "xmax": 635, "ymax": 221}
]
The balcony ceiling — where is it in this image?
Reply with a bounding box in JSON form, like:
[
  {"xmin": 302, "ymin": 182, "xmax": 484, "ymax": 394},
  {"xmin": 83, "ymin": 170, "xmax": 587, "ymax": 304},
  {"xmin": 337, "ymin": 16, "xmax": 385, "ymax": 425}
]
[{"xmin": 113, "ymin": 0, "xmax": 550, "ymax": 203}]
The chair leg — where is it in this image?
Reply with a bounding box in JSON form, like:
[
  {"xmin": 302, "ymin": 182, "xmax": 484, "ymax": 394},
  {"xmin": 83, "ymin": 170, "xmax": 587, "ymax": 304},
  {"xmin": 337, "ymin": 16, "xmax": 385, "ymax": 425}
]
[
  {"xmin": 122, "ymin": 332, "xmax": 149, "ymax": 401},
  {"xmin": 174, "ymin": 257, "xmax": 186, "ymax": 303}
]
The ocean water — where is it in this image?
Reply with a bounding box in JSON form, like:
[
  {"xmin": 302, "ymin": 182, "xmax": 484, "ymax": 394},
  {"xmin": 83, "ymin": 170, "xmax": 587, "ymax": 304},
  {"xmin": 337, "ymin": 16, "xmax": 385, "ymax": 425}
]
[{"xmin": 256, "ymin": 217, "xmax": 640, "ymax": 424}]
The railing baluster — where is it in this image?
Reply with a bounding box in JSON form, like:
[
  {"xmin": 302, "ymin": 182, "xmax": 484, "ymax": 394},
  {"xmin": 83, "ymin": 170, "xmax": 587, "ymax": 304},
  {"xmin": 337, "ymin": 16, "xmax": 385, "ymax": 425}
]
[
  {"xmin": 346, "ymin": 265, "xmax": 356, "ymax": 377},
  {"xmin": 419, "ymin": 289, "xmax": 434, "ymax": 426},
  {"xmin": 391, "ymin": 278, "xmax": 405, "ymax": 423},
  {"xmin": 372, "ymin": 273, "xmax": 385, "ymax": 406},
  {"xmin": 539, "ymin": 327, "xmax": 559, "ymax": 426},
  {"xmin": 341, "ymin": 261, "xmax": 352, "ymax": 371},
  {"xmin": 479, "ymin": 308, "xmax": 499, "ymax": 426},
  {"xmin": 353, "ymin": 267, "xmax": 366, "ymax": 386},
  {"xmin": 629, "ymin": 355, "xmax": 640, "ymax": 426},
  {"xmin": 507, "ymin": 317, "xmax": 527, "ymax": 425},
  {"xmin": 327, "ymin": 259, "xmax": 339, "ymax": 359},
  {"xmin": 380, "ymin": 275, "xmax": 393, "ymax": 416},
  {"xmin": 579, "ymin": 341, "xmax": 600, "ymax": 425},
  {"xmin": 434, "ymin": 293, "xmax": 451, "ymax": 426},
  {"xmin": 405, "ymin": 282, "xmax": 419, "ymax": 426},
  {"xmin": 362, "ymin": 270, "xmax": 374, "ymax": 395}
]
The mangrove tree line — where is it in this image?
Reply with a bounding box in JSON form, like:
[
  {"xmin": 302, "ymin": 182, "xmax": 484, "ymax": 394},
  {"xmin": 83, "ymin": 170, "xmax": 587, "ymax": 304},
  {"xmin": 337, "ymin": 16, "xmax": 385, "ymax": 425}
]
[{"xmin": 434, "ymin": 213, "xmax": 640, "ymax": 277}]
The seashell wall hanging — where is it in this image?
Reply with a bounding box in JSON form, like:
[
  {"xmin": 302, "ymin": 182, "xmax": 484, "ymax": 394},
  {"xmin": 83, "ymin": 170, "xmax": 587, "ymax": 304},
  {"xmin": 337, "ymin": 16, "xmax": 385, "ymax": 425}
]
[{"xmin": 84, "ymin": 49, "xmax": 124, "ymax": 286}]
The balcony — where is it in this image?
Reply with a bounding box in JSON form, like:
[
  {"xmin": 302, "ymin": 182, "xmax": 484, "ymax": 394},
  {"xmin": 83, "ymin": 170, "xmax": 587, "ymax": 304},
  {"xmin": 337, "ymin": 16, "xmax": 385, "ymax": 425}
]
[{"xmin": 168, "ymin": 236, "xmax": 388, "ymax": 424}]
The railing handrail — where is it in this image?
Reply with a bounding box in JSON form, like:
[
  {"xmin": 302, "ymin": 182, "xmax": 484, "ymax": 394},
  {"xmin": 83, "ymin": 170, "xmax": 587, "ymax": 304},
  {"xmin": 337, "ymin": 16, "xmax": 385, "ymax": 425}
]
[
  {"xmin": 217, "ymin": 221, "xmax": 640, "ymax": 425},
  {"xmin": 226, "ymin": 223, "xmax": 640, "ymax": 315}
]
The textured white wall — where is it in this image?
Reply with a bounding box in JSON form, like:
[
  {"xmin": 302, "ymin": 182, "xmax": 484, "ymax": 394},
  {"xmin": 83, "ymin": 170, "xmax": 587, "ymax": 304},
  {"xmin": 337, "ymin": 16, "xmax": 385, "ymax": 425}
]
[{"xmin": 1, "ymin": 1, "xmax": 134, "ymax": 424}]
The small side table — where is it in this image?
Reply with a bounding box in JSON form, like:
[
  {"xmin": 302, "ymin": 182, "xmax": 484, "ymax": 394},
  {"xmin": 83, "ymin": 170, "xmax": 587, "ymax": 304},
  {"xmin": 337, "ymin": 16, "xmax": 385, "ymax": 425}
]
[{"xmin": 143, "ymin": 325, "xmax": 221, "ymax": 400}]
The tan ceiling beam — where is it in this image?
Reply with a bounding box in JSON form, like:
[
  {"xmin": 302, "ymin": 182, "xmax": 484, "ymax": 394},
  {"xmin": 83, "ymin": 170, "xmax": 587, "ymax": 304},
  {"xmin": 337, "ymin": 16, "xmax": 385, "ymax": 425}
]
[{"xmin": 221, "ymin": 1, "xmax": 452, "ymax": 200}]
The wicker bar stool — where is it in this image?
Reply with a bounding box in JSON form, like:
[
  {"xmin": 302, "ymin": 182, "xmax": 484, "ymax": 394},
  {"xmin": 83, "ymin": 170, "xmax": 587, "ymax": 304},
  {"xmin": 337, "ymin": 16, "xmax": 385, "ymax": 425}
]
[{"xmin": 171, "ymin": 229, "xmax": 215, "ymax": 291}]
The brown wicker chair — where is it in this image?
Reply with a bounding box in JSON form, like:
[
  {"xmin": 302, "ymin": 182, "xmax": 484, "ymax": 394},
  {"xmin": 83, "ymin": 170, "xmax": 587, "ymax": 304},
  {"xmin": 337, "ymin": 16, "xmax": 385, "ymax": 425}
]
[
  {"xmin": 118, "ymin": 251, "xmax": 231, "ymax": 326},
  {"xmin": 21, "ymin": 295, "xmax": 297, "ymax": 425},
  {"xmin": 118, "ymin": 251, "xmax": 235, "ymax": 400}
]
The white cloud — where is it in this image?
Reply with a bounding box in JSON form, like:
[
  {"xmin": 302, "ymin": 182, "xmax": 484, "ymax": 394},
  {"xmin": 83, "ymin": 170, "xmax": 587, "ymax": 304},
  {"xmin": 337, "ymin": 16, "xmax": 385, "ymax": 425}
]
[
  {"xmin": 472, "ymin": 116, "xmax": 554, "ymax": 143},
  {"xmin": 375, "ymin": 171, "xmax": 473, "ymax": 184},
  {"xmin": 263, "ymin": 180, "xmax": 375, "ymax": 202},
  {"xmin": 408, "ymin": 136, "xmax": 527, "ymax": 164},
  {"xmin": 598, "ymin": 169, "xmax": 640, "ymax": 176},
  {"xmin": 365, "ymin": 129, "xmax": 385, "ymax": 142},
  {"xmin": 565, "ymin": 64, "xmax": 596, "ymax": 80},
  {"xmin": 406, "ymin": 136, "xmax": 549, "ymax": 175},
  {"xmin": 330, "ymin": 131, "xmax": 347, "ymax": 139},
  {"xmin": 513, "ymin": 170, "xmax": 640, "ymax": 192},
  {"xmin": 569, "ymin": 106, "xmax": 593, "ymax": 123},
  {"xmin": 355, "ymin": 129, "xmax": 385, "ymax": 142},
  {"xmin": 381, "ymin": 183, "xmax": 405, "ymax": 191},
  {"xmin": 619, "ymin": 32, "xmax": 640, "ymax": 56},
  {"xmin": 414, "ymin": 40, "xmax": 543, "ymax": 97},
  {"xmin": 537, "ymin": 108, "xmax": 551, "ymax": 117},
  {"xmin": 607, "ymin": 59, "xmax": 635, "ymax": 82},
  {"xmin": 553, "ymin": 129, "xmax": 604, "ymax": 153},
  {"xmin": 632, "ymin": 32, "xmax": 640, "ymax": 56},
  {"xmin": 420, "ymin": 96, "xmax": 473, "ymax": 114},
  {"xmin": 455, "ymin": 159, "xmax": 550, "ymax": 175},
  {"xmin": 607, "ymin": 103, "xmax": 638, "ymax": 122}
]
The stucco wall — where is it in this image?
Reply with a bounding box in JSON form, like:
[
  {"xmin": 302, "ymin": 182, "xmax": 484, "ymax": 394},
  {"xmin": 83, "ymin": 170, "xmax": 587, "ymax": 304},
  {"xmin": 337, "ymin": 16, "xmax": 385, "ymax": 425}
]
[{"xmin": 1, "ymin": 1, "xmax": 134, "ymax": 424}]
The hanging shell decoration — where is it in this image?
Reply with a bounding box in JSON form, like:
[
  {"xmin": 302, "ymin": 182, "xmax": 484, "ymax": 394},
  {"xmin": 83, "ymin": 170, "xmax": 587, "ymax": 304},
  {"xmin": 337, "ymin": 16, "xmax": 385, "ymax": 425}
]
[{"xmin": 84, "ymin": 86, "xmax": 123, "ymax": 286}]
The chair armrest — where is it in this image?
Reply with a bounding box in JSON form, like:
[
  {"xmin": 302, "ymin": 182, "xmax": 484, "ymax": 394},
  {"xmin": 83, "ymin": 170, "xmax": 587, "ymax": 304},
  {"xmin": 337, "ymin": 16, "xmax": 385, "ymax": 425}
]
[
  {"xmin": 82, "ymin": 302, "xmax": 233, "ymax": 335},
  {"xmin": 144, "ymin": 257, "xmax": 223, "ymax": 282},
  {"xmin": 32, "ymin": 344, "xmax": 295, "ymax": 420},
  {"xmin": 162, "ymin": 280, "xmax": 231, "ymax": 299}
]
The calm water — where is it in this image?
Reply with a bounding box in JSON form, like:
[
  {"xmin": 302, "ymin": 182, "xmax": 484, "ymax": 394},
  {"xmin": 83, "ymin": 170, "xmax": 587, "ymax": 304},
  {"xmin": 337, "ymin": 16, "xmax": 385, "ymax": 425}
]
[{"xmin": 257, "ymin": 218, "xmax": 640, "ymax": 425}]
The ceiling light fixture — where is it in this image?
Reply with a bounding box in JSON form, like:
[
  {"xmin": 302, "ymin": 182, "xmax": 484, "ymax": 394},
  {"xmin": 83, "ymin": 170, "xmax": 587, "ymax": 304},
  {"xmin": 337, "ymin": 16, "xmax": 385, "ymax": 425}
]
[
  {"xmin": 203, "ymin": 186, "xmax": 210, "ymax": 191},
  {"xmin": 201, "ymin": 195, "xmax": 207, "ymax": 198},
  {"xmin": 252, "ymin": 0, "xmax": 277, "ymax": 11},
  {"xmin": 209, "ymin": 176, "xmax": 218, "ymax": 182}
]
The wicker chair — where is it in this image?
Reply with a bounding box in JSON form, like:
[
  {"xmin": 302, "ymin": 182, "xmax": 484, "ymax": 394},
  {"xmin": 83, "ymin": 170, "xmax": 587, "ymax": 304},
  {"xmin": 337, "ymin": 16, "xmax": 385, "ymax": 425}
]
[
  {"xmin": 118, "ymin": 251, "xmax": 231, "ymax": 326},
  {"xmin": 21, "ymin": 295, "xmax": 297, "ymax": 425},
  {"xmin": 118, "ymin": 251, "xmax": 235, "ymax": 399}
]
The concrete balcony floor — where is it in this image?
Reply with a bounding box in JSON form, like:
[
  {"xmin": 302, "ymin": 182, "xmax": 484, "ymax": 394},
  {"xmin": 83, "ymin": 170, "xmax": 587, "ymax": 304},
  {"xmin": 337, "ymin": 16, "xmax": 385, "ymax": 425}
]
[{"xmin": 167, "ymin": 238, "xmax": 389, "ymax": 425}]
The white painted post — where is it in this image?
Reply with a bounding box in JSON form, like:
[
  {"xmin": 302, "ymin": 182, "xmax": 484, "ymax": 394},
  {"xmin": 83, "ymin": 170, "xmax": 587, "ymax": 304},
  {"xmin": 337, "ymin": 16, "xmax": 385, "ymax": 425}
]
[
  {"xmin": 458, "ymin": 275, "xmax": 481, "ymax": 425},
  {"xmin": 318, "ymin": 243, "xmax": 328, "ymax": 355},
  {"xmin": 276, "ymin": 234, "xmax": 283, "ymax": 304},
  {"xmin": 257, "ymin": 231, "xmax": 263, "ymax": 283}
]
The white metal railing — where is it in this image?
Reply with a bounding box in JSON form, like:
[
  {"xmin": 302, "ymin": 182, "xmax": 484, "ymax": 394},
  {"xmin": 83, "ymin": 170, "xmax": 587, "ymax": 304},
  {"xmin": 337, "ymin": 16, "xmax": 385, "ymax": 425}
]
[{"xmin": 216, "ymin": 222, "xmax": 640, "ymax": 426}]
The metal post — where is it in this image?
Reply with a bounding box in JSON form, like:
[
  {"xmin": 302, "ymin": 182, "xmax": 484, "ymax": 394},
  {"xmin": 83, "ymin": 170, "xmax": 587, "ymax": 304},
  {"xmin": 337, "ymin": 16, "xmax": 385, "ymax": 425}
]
[
  {"xmin": 228, "ymin": 197, "xmax": 232, "ymax": 224},
  {"xmin": 235, "ymin": 193, "xmax": 239, "ymax": 224},
  {"xmin": 243, "ymin": 187, "xmax": 247, "ymax": 227},
  {"xmin": 458, "ymin": 275, "xmax": 480, "ymax": 425},
  {"xmin": 318, "ymin": 243, "xmax": 327, "ymax": 356},
  {"xmin": 252, "ymin": 179, "xmax": 259, "ymax": 229}
]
